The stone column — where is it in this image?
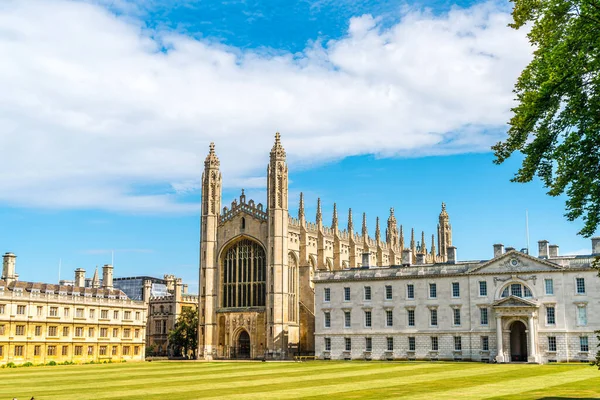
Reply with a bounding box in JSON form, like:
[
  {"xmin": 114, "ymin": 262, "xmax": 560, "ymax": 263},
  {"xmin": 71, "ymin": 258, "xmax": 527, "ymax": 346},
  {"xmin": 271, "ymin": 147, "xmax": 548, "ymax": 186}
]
[
  {"xmin": 495, "ymin": 316, "xmax": 504, "ymax": 363},
  {"xmin": 528, "ymin": 315, "xmax": 538, "ymax": 363}
]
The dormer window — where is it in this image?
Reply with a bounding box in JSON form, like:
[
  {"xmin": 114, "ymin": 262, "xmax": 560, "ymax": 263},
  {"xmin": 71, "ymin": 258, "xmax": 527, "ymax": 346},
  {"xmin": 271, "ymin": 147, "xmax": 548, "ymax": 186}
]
[{"xmin": 501, "ymin": 283, "xmax": 533, "ymax": 298}]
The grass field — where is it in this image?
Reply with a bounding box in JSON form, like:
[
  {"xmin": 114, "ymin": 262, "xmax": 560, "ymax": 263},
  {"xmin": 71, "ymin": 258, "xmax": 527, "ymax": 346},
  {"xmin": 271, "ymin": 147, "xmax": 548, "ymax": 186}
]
[{"xmin": 1, "ymin": 361, "xmax": 599, "ymax": 400}]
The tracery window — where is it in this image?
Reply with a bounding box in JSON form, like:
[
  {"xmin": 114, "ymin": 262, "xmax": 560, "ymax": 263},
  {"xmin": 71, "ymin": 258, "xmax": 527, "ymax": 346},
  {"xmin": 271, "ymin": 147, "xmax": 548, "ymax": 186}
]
[
  {"xmin": 500, "ymin": 283, "xmax": 533, "ymax": 298},
  {"xmin": 288, "ymin": 253, "xmax": 297, "ymax": 322},
  {"xmin": 222, "ymin": 239, "xmax": 266, "ymax": 308}
]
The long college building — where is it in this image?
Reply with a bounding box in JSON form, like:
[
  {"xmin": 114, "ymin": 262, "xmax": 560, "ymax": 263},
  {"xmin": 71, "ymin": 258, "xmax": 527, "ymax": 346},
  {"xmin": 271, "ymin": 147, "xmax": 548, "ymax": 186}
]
[
  {"xmin": 0, "ymin": 253, "xmax": 146, "ymax": 365},
  {"xmin": 314, "ymin": 240, "xmax": 600, "ymax": 363}
]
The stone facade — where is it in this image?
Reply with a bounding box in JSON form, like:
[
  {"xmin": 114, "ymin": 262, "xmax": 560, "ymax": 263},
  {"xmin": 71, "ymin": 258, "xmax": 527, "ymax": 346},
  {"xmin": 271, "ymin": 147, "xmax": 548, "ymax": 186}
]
[
  {"xmin": 314, "ymin": 241, "xmax": 600, "ymax": 363},
  {"xmin": 0, "ymin": 253, "xmax": 146, "ymax": 365},
  {"xmin": 147, "ymin": 275, "xmax": 198, "ymax": 356},
  {"xmin": 198, "ymin": 134, "xmax": 452, "ymax": 359}
]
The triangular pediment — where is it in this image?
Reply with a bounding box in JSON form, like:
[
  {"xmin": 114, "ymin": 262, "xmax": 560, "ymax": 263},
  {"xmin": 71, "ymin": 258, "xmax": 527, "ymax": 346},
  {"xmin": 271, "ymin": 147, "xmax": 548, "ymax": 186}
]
[
  {"xmin": 469, "ymin": 250, "xmax": 563, "ymax": 274},
  {"xmin": 493, "ymin": 295, "xmax": 538, "ymax": 308}
]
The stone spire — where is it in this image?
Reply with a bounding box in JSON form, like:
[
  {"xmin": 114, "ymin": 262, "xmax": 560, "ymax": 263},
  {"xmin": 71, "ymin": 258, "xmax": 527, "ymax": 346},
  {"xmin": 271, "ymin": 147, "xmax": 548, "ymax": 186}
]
[
  {"xmin": 348, "ymin": 208, "xmax": 354, "ymax": 233},
  {"xmin": 410, "ymin": 228, "xmax": 415, "ymax": 249},
  {"xmin": 362, "ymin": 213, "xmax": 368, "ymax": 238},
  {"xmin": 298, "ymin": 192, "xmax": 305, "ymax": 220},
  {"xmin": 270, "ymin": 132, "xmax": 286, "ymax": 161},
  {"xmin": 316, "ymin": 198, "xmax": 322, "ymax": 226},
  {"xmin": 431, "ymin": 234, "xmax": 436, "ymax": 259},
  {"xmin": 331, "ymin": 203, "xmax": 338, "ymax": 230},
  {"xmin": 204, "ymin": 142, "xmax": 220, "ymax": 169},
  {"xmin": 91, "ymin": 266, "xmax": 100, "ymax": 288},
  {"xmin": 386, "ymin": 208, "xmax": 398, "ymax": 247},
  {"xmin": 400, "ymin": 225, "xmax": 404, "ymax": 249},
  {"xmin": 421, "ymin": 231, "xmax": 427, "ymax": 254},
  {"xmin": 375, "ymin": 217, "xmax": 381, "ymax": 242},
  {"xmin": 437, "ymin": 202, "xmax": 452, "ymax": 260}
]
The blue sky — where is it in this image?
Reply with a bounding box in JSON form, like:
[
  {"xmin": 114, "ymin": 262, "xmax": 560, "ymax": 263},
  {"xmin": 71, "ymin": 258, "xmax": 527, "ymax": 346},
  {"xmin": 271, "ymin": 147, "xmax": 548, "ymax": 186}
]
[{"xmin": 0, "ymin": 0, "xmax": 595, "ymax": 291}]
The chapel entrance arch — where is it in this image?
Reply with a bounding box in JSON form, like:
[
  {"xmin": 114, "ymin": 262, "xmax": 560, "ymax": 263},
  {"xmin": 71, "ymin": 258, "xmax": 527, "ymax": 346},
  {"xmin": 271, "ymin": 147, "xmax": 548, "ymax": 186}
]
[
  {"xmin": 510, "ymin": 321, "xmax": 528, "ymax": 362},
  {"xmin": 235, "ymin": 330, "xmax": 251, "ymax": 359}
]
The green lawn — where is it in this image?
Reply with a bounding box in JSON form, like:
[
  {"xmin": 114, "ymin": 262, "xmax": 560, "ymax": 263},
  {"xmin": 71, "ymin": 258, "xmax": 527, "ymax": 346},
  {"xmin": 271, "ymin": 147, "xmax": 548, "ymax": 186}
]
[{"xmin": 1, "ymin": 361, "xmax": 599, "ymax": 399}]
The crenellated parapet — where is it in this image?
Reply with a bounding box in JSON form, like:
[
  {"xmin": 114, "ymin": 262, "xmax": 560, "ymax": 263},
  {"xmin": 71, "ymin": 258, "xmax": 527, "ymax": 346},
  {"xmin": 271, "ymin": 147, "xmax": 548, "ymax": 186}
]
[{"xmin": 220, "ymin": 191, "xmax": 267, "ymax": 224}]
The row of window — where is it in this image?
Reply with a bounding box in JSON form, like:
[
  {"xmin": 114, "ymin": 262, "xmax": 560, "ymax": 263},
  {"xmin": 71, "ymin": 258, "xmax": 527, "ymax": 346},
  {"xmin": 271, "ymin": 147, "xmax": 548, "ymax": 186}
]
[
  {"xmin": 2, "ymin": 344, "xmax": 141, "ymax": 357},
  {"xmin": 0, "ymin": 305, "xmax": 142, "ymax": 321},
  {"xmin": 325, "ymin": 336, "xmax": 476, "ymax": 352},
  {"xmin": 324, "ymin": 335, "xmax": 592, "ymax": 353},
  {"xmin": 324, "ymin": 278, "xmax": 587, "ymax": 302},
  {"xmin": 545, "ymin": 304, "xmax": 588, "ymax": 326},
  {"xmin": 2, "ymin": 325, "xmax": 141, "ymax": 339},
  {"xmin": 325, "ymin": 307, "xmax": 485, "ymax": 329},
  {"xmin": 325, "ymin": 304, "xmax": 588, "ymax": 329},
  {"xmin": 547, "ymin": 336, "xmax": 589, "ymax": 352}
]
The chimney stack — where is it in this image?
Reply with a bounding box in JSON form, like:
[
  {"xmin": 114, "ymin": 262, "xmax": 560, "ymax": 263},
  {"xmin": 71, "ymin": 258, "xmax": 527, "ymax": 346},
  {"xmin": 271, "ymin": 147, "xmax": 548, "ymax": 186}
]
[
  {"xmin": 592, "ymin": 237, "xmax": 600, "ymax": 256},
  {"xmin": 102, "ymin": 264, "xmax": 114, "ymax": 289},
  {"xmin": 1, "ymin": 253, "xmax": 16, "ymax": 285},
  {"xmin": 74, "ymin": 268, "xmax": 86, "ymax": 287},
  {"xmin": 538, "ymin": 240, "xmax": 549, "ymax": 259},
  {"xmin": 493, "ymin": 244, "xmax": 504, "ymax": 258},
  {"xmin": 548, "ymin": 245, "xmax": 559, "ymax": 258},
  {"xmin": 401, "ymin": 249, "xmax": 412, "ymax": 266},
  {"xmin": 416, "ymin": 253, "xmax": 425, "ymax": 265},
  {"xmin": 447, "ymin": 246, "xmax": 457, "ymax": 264},
  {"xmin": 362, "ymin": 253, "xmax": 370, "ymax": 268}
]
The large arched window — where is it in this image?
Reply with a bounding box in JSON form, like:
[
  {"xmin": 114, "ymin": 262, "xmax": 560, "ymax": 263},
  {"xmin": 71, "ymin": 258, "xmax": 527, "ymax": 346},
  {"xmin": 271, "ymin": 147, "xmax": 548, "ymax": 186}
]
[
  {"xmin": 501, "ymin": 282, "xmax": 533, "ymax": 299},
  {"xmin": 222, "ymin": 239, "xmax": 266, "ymax": 308},
  {"xmin": 288, "ymin": 253, "xmax": 297, "ymax": 322}
]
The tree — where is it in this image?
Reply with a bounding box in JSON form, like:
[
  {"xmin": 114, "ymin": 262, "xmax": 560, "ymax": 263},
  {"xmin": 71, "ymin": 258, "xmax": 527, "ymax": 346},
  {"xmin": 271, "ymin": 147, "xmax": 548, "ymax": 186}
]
[
  {"xmin": 168, "ymin": 307, "xmax": 198, "ymax": 359},
  {"xmin": 492, "ymin": 0, "xmax": 600, "ymax": 238}
]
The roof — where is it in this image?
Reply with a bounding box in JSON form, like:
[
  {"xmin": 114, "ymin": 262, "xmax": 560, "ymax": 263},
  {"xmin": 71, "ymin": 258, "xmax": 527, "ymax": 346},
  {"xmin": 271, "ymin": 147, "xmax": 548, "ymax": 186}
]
[{"xmin": 0, "ymin": 280, "xmax": 128, "ymax": 298}]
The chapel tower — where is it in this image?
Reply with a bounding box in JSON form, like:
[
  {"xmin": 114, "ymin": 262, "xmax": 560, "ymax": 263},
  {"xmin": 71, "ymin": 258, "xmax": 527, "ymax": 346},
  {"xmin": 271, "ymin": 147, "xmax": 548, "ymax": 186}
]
[
  {"xmin": 266, "ymin": 133, "xmax": 299, "ymax": 355},
  {"xmin": 199, "ymin": 142, "xmax": 222, "ymax": 359}
]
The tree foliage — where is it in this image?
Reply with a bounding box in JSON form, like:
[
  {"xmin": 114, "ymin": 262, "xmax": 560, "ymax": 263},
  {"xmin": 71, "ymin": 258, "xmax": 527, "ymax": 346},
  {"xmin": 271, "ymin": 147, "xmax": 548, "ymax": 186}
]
[
  {"xmin": 168, "ymin": 307, "xmax": 198, "ymax": 359},
  {"xmin": 492, "ymin": 0, "xmax": 600, "ymax": 238}
]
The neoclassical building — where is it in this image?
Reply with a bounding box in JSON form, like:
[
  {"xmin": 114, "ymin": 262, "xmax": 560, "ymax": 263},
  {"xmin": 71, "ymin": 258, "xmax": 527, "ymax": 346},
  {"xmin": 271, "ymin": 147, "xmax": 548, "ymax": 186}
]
[
  {"xmin": 198, "ymin": 134, "xmax": 453, "ymax": 359},
  {"xmin": 313, "ymin": 239, "xmax": 600, "ymax": 363}
]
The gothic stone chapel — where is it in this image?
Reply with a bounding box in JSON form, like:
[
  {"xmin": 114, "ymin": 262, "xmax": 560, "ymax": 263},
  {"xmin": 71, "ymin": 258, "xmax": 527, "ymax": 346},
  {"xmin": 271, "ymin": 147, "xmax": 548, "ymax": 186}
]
[{"xmin": 198, "ymin": 133, "xmax": 452, "ymax": 359}]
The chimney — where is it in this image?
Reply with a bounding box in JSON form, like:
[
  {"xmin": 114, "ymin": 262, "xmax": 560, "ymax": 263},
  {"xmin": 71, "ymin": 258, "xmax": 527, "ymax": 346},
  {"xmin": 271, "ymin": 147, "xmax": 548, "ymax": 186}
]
[
  {"xmin": 102, "ymin": 264, "xmax": 114, "ymax": 289},
  {"xmin": 416, "ymin": 253, "xmax": 425, "ymax": 265},
  {"xmin": 538, "ymin": 240, "xmax": 549, "ymax": 259},
  {"xmin": 183, "ymin": 284, "xmax": 188, "ymax": 294},
  {"xmin": 142, "ymin": 279, "xmax": 152, "ymax": 303},
  {"xmin": 548, "ymin": 245, "xmax": 559, "ymax": 258},
  {"xmin": 493, "ymin": 244, "xmax": 504, "ymax": 258},
  {"xmin": 74, "ymin": 268, "xmax": 86, "ymax": 287},
  {"xmin": 401, "ymin": 249, "xmax": 412, "ymax": 266},
  {"xmin": 175, "ymin": 278, "xmax": 183, "ymax": 300},
  {"xmin": 592, "ymin": 237, "xmax": 600, "ymax": 256},
  {"xmin": 447, "ymin": 246, "xmax": 457, "ymax": 264},
  {"xmin": 362, "ymin": 252, "xmax": 370, "ymax": 268},
  {"xmin": 1, "ymin": 253, "xmax": 16, "ymax": 285}
]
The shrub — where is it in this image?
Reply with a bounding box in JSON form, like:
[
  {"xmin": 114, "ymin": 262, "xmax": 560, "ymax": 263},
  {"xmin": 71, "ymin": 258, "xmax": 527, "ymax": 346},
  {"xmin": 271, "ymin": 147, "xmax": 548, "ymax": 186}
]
[
  {"xmin": 22, "ymin": 362, "xmax": 34, "ymax": 367},
  {"xmin": 47, "ymin": 361, "xmax": 57, "ymax": 366},
  {"xmin": 6, "ymin": 362, "xmax": 16, "ymax": 368}
]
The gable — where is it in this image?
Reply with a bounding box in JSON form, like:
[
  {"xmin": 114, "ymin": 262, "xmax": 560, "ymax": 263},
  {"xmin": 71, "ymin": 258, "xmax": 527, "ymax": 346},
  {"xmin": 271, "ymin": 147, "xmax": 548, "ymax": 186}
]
[
  {"xmin": 493, "ymin": 295, "xmax": 538, "ymax": 308},
  {"xmin": 469, "ymin": 250, "xmax": 563, "ymax": 274}
]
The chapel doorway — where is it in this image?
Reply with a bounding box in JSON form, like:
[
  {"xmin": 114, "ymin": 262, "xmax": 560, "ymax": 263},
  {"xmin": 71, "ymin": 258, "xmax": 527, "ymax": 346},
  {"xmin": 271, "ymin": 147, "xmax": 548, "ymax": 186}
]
[
  {"xmin": 236, "ymin": 330, "xmax": 251, "ymax": 359},
  {"xmin": 510, "ymin": 321, "xmax": 528, "ymax": 362}
]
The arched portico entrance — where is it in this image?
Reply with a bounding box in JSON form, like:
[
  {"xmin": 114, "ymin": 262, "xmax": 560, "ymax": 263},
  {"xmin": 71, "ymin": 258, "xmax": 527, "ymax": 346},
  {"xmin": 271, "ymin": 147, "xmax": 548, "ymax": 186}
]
[
  {"xmin": 510, "ymin": 321, "xmax": 528, "ymax": 361},
  {"xmin": 234, "ymin": 330, "xmax": 251, "ymax": 359}
]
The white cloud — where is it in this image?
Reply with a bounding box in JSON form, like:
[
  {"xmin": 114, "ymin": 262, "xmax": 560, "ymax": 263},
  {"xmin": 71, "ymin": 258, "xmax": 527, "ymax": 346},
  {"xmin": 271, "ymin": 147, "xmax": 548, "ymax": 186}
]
[{"xmin": 0, "ymin": 0, "xmax": 532, "ymax": 212}]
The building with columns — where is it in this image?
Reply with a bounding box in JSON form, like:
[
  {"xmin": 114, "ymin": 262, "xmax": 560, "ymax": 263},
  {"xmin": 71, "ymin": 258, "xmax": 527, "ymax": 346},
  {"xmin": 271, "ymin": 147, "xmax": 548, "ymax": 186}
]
[
  {"xmin": 313, "ymin": 238, "xmax": 600, "ymax": 363},
  {"xmin": 198, "ymin": 134, "xmax": 454, "ymax": 359}
]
